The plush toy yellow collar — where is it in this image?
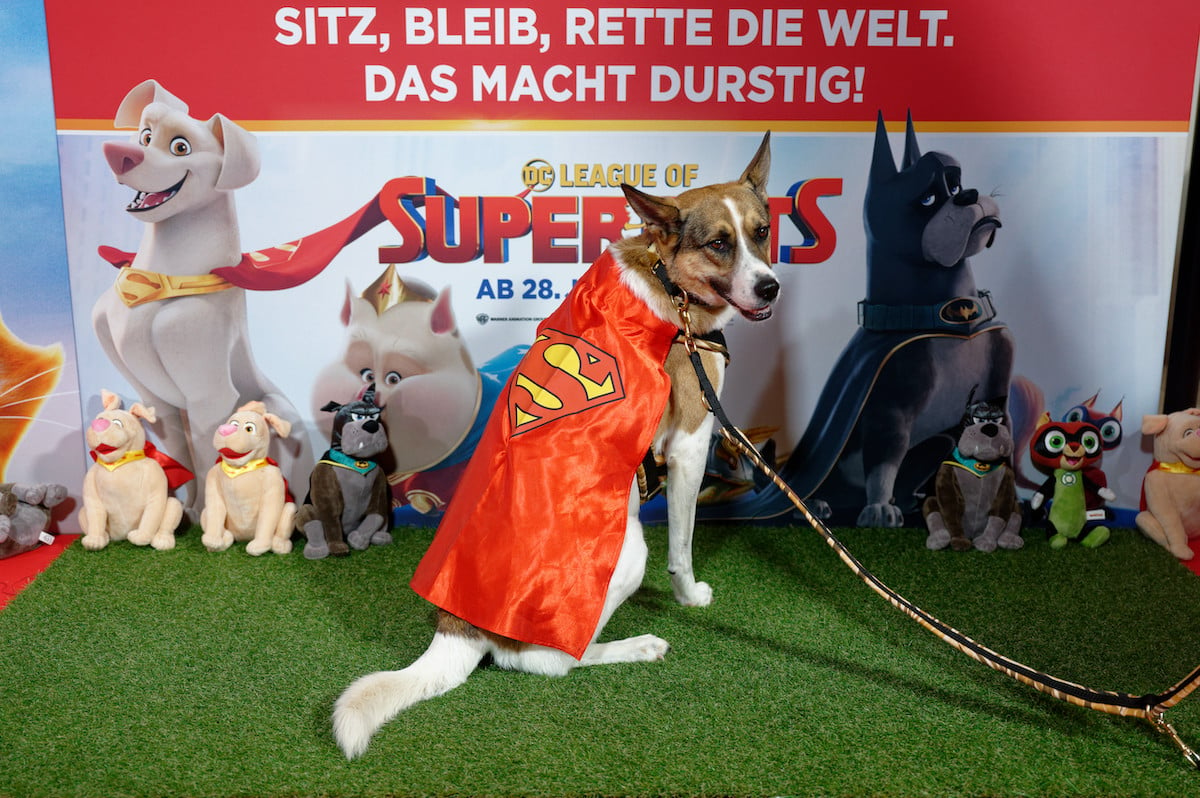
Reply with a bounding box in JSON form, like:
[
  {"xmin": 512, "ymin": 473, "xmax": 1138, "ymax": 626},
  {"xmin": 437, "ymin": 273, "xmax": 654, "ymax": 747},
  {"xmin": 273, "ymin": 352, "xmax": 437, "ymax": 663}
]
[
  {"xmin": 93, "ymin": 449, "xmax": 146, "ymax": 471},
  {"xmin": 219, "ymin": 457, "xmax": 271, "ymax": 479},
  {"xmin": 1153, "ymin": 460, "xmax": 1200, "ymax": 475}
]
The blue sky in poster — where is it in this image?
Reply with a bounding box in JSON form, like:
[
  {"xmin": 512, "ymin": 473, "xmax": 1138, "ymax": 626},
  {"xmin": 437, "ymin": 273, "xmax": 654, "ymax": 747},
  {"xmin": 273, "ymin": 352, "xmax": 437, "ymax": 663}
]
[{"xmin": 0, "ymin": 0, "xmax": 72, "ymax": 329}]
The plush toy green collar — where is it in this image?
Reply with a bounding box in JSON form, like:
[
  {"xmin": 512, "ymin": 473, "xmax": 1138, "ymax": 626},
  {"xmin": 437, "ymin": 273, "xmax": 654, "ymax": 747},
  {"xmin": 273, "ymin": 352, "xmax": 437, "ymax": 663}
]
[
  {"xmin": 320, "ymin": 448, "xmax": 378, "ymax": 474},
  {"xmin": 947, "ymin": 447, "xmax": 1002, "ymax": 477}
]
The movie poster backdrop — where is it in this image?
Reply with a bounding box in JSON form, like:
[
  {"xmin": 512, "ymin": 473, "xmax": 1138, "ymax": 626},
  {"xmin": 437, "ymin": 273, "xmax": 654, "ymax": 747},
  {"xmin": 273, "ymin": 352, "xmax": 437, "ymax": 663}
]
[{"xmin": 42, "ymin": 1, "xmax": 1200, "ymax": 529}]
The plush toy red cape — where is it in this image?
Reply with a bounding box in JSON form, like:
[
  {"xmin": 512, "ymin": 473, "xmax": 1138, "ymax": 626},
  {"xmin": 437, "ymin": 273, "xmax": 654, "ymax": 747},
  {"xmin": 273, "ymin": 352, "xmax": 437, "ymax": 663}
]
[{"xmin": 410, "ymin": 250, "xmax": 678, "ymax": 659}]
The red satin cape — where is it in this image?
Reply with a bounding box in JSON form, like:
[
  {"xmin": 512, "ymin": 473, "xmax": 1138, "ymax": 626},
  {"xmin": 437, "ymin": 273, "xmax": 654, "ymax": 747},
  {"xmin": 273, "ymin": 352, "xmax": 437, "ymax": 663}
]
[{"xmin": 410, "ymin": 250, "xmax": 677, "ymax": 659}]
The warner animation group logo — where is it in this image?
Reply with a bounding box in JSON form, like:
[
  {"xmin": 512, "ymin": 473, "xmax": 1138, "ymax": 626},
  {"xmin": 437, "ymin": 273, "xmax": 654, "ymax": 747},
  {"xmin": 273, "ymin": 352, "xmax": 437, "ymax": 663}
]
[{"xmin": 372, "ymin": 162, "xmax": 843, "ymax": 269}]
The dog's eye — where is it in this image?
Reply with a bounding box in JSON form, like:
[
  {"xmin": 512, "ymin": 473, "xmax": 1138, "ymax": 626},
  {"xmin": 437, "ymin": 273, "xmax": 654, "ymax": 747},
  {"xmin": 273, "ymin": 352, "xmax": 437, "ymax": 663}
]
[
  {"xmin": 755, "ymin": 225, "xmax": 769, "ymax": 240},
  {"xmin": 948, "ymin": 184, "xmax": 961, "ymax": 197},
  {"xmin": 170, "ymin": 137, "xmax": 191, "ymax": 156},
  {"xmin": 920, "ymin": 193, "xmax": 937, "ymax": 207},
  {"xmin": 139, "ymin": 128, "xmax": 152, "ymax": 146},
  {"xmin": 708, "ymin": 239, "xmax": 728, "ymax": 252},
  {"xmin": 384, "ymin": 371, "xmax": 402, "ymax": 387},
  {"xmin": 359, "ymin": 368, "xmax": 375, "ymax": 384},
  {"xmin": 243, "ymin": 422, "xmax": 257, "ymax": 435}
]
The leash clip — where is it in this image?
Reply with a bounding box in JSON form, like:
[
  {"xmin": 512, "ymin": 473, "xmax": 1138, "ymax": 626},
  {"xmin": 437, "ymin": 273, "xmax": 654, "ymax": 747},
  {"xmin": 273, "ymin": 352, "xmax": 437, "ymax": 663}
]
[{"xmin": 1150, "ymin": 707, "xmax": 1200, "ymax": 769}]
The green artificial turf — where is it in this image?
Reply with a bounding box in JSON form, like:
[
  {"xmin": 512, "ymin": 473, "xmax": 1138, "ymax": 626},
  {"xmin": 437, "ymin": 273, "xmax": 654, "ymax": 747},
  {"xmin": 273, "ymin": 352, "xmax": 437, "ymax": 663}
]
[{"xmin": 1, "ymin": 522, "xmax": 1199, "ymax": 798}]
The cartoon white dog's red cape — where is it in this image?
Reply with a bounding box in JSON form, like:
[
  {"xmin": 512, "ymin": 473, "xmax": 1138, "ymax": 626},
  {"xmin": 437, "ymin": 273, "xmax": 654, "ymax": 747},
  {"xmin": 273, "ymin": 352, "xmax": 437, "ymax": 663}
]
[
  {"xmin": 410, "ymin": 250, "xmax": 678, "ymax": 659},
  {"xmin": 99, "ymin": 177, "xmax": 457, "ymax": 291}
]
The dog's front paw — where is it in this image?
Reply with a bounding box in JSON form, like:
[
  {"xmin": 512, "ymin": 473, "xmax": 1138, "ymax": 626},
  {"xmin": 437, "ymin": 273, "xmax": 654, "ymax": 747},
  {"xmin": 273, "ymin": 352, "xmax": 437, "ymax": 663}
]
[
  {"xmin": 201, "ymin": 530, "xmax": 234, "ymax": 553},
  {"xmin": 81, "ymin": 533, "xmax": 109, "ymax": 551},
  {"xmin": 127, "ymin": 527, "xmax": 155, "ymax": 546},
  {"xmin": 245, "ymin": 538, "xmax": 271, "ymax": 556},
  {"xmin": 671, "ymin": 576, "xmax": 713, "ymax": 607},
  {"xmin": 857, "ymin": 502, "xmax": 904, "ymax": 527},
  {"xmin": 150, "ymin": 532, "xmax": 176, "ymax": 551}
]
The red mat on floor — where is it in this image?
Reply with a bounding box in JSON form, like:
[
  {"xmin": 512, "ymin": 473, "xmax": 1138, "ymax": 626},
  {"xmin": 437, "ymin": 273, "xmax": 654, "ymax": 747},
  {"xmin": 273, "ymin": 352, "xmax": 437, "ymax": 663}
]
[{"xmin": 0, "ymin": 535, "xmax": 78, "ymax": 611}]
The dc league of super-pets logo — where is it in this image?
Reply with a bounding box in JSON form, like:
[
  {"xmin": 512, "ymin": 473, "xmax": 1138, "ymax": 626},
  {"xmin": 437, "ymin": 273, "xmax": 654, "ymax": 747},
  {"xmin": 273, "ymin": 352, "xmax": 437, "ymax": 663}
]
[{"xmin": 371, "ymin": 162, "xmax": 842, "ymax": 268}]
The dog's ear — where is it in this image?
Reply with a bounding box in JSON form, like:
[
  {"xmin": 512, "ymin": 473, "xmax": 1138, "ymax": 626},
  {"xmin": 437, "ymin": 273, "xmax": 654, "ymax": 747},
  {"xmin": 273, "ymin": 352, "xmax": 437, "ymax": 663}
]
[
  {"xmin": 209, "ymin": 114, "xmax": 261, "ymax": 190},
  {"xmin": 621, "ymin": 184, "xmax": 681, "ymax": 240},
  {"xmin": 430, "ymin": 286, "xmax": 457, "ymax": 336},
  {"xmin": 237, "ymin": 400, "xmax": 267, "ymax": 416},
  {"xmin": 870, "ymin": 110, "xmax": 898, "ymax": 184},
  {"xmin": 114, "ymin": 80, "xmax": 188, "ymax": 128},
  {"xmin": 902, "ymin": 109, "xmax": 921, "ymax": 170},
  {"xmin": 100, "ymin": 389, "xmax": 121, "ymax": 412},
  {"xmin": 739, "ymin": 131, "xmax": 771, "ymax": 203},
  {"xmin": 129, "ymin": 402, "xmax": 157, "ymax": 425},
  {"xmin": 1142, "ymin": 414, "xmax": 1169, "ymax": 435},
  {"xmin": 262, "ymin": 412, "xmax": 292, "ymax": 439},
  {"xmin": 321, "ymin": 401, "xmax": 344, "ymax": 414}
]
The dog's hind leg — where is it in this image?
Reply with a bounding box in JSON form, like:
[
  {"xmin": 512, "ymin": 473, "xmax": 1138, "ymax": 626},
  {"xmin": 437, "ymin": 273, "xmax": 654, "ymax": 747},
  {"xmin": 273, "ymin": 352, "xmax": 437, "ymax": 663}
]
[{"xmin": 333, "ymin": 622, "xmax": 489, "ymax": 759}]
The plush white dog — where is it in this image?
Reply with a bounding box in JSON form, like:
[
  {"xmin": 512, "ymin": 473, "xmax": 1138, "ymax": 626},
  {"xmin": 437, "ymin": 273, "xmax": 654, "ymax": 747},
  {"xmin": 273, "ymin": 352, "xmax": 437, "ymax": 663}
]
[
  {"xmin": 79, "ymin": 390, "xmax": 184, "ymax": 551},
  {"xmin": 201, "ymin": 401, "xmax": 296, "ymax": 555}
]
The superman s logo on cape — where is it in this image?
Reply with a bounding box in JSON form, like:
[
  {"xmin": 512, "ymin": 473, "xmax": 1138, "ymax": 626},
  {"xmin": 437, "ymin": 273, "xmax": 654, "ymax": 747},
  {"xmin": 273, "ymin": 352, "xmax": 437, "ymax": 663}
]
[{"xmin": 509, "ymin": 329, "xmax": 627, "ymax": 435}]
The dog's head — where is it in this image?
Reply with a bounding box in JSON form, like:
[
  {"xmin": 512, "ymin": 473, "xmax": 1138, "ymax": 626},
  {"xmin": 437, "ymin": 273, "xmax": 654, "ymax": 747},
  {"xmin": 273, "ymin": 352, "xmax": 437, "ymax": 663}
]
[
  {"xmin": 956, "ymin": 393, "xmax": 1012, "ymax": 463},
  {"xmin": 212, "ymin": 400, "xmax": 290, "ymax": 468},
  {"xmin": 621, "ymin": 132, "xmax": 779, "ymax": 322},
  {"xmin": 322, "ymin": 386, "xmax": 389, "ymax": 461},
  {"xmin": 102, "ymin": 79, "xmax": 260, "ymax": 223},
  {"xmin": 1143, "ymin": 408, "xmax": 1200, "ymax": 469},
  {"xmin": 86, "ymin": 389, "xmax": 154, "ymax": 464},
  {"xmin": 312, "ymin": 268, "xmax": 481, "ymax": 473},
  {"xmin": 866, "ymin": 112, "xmax": 1000, "ymax": 271}
]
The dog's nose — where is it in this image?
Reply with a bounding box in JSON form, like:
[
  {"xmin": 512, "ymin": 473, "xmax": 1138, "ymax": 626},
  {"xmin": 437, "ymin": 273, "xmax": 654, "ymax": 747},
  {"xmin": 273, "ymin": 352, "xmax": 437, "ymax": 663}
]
[
  {"xmin": 218, "ymin": 423, "xmax": 237, "ymax": 437},
  {"xmin": 102, "ymin": 141, "xmax": 144, "ymax": 176},
  {"xmin": 755, "ymin": 276, "xmax": 780, "ymax": 303},
  {"xmin": 980, "ymin": 422, "xmax": 998, "ymax": 438},
  {"xmin": 363, "ymin": 419, "xmax": 380, "ymax": 434},
  {"xmin": 954, "ymin": 188, "xmax": 979, "ymax": 206}
]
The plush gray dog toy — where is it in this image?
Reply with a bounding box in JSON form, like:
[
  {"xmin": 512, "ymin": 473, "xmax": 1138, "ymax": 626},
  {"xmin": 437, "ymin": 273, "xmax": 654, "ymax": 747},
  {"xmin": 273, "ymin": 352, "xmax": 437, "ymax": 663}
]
[
  {"xmin": 296, "ymin": 386, "xmax": 391, "ymax": 559},
  {"xmin": 922, "ymin": 395, "xmax": 1023, "ymax": 552}
]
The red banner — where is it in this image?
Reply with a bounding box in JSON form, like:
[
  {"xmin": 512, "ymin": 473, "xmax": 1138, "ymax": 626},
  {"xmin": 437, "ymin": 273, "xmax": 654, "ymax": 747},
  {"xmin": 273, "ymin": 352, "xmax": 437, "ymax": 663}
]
[{"xmin": 44, "ymin": 1, "xmax": 1200, "ymax": 129}]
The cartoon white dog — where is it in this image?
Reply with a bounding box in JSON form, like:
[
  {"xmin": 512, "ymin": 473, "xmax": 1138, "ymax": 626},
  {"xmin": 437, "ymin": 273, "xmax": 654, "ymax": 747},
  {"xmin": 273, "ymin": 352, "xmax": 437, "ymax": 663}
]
[
  {"xmin": 312, "ymin": 266, "xmax": 521, "ymax": 514},
  {"xmin": 95, "ymin": 79, "xmax": 310, "ymax": 514}
]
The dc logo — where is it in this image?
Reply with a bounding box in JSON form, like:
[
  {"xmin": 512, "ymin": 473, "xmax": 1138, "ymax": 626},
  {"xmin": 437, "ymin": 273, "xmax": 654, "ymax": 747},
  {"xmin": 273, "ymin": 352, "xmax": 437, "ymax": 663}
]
[{"xmin": 521, "ymin": 159, "xmax": 555, "ymax": 192}]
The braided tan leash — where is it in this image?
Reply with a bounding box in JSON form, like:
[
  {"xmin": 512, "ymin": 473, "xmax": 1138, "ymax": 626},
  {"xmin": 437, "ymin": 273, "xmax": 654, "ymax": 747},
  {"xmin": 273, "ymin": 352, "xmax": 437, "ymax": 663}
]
[{"xmin": 661, "ymin": 269, "xmax": 1200, "ymax": 768}]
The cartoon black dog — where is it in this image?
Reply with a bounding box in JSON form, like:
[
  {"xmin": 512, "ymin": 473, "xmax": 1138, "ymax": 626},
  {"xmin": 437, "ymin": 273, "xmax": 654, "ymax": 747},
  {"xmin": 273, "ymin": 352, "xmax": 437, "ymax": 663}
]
[
  {"xmin": 737, "ymin": 112, "xmax": 1013, "ymax": 526},
  {"xmin": 296, "ymin": 385, "xmax": 392, "ymax": 558}
]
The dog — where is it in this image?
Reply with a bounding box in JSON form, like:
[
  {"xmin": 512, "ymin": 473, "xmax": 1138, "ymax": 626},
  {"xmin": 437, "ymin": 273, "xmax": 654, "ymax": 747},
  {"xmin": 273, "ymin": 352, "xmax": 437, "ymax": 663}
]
[
  {"xmin": 1136, "ymin": 408, "xmax": 1200, "ymax": 560},
  {"xmin": 78, "ymin": 390, "xmax": 186, "ymax": 551},
  {"xmin": 923, "ymin": 393, "xmax": 1022, "ymax": 552},
  {"xmin": 740, "ymin": 112, "xmax": 1012, "ymax": 526},
  {"xmin": 331, "ymin": 133, "xmax": 778, "ymax": 759},
  {"xmin": 200, "ymin": 401, "xmax": 296, "ymax": 555},
  {"xmin": 296, "ymin": 387, "xmax": 392, "ymax": 559},
  {"xmin": 94, "ymin": 79, "xmax": 310, "ymax": 515},
  {"xmin": 310, "ymin": 267, "xmax": 526, "ymax": 515}
]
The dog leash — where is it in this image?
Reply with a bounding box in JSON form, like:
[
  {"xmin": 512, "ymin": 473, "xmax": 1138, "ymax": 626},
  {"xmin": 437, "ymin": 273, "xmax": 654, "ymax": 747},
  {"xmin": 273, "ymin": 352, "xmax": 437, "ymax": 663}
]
[{"xmin": 651, "ymin": 260, "xmax": 1200, "ymax": 769}]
